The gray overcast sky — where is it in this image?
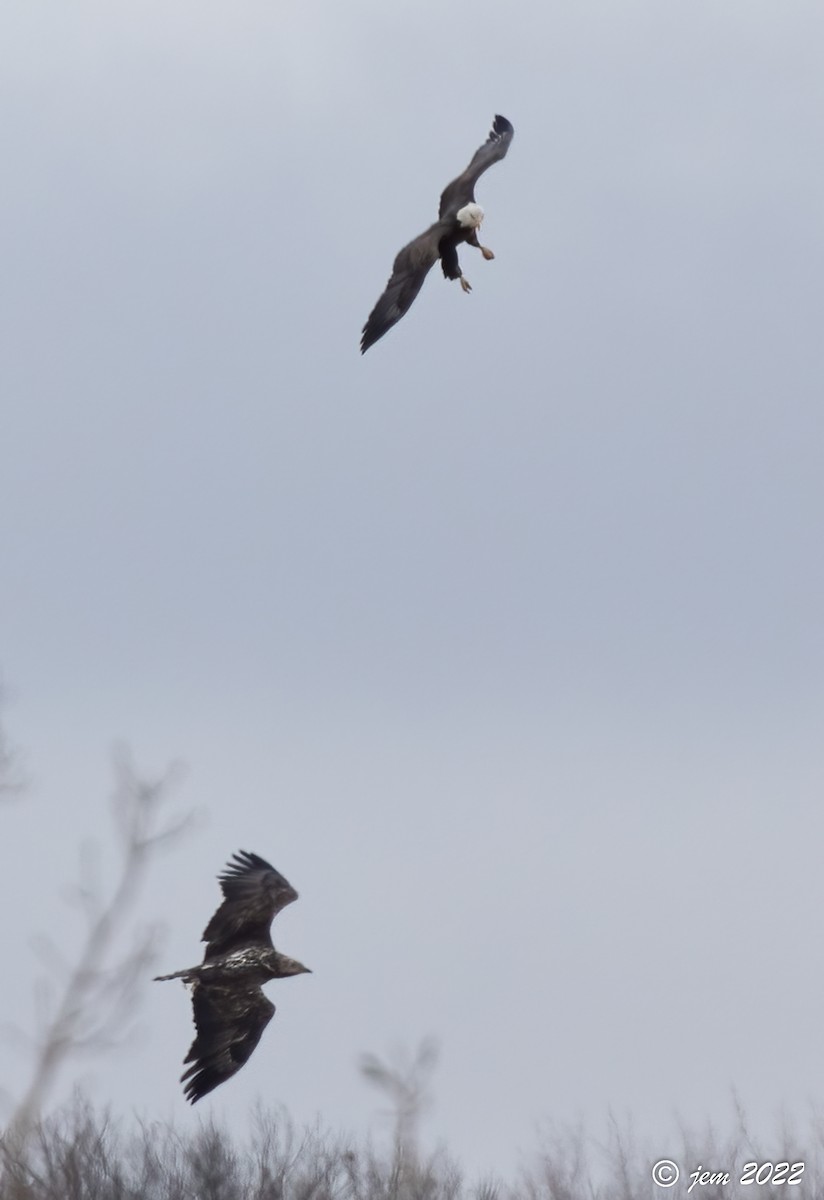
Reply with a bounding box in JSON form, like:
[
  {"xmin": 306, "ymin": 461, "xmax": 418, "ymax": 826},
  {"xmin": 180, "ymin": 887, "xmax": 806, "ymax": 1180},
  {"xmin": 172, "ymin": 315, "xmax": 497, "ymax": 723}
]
[{"xmin": 1, "ymin": 0, "xmax": 823, "ymax": 1176}]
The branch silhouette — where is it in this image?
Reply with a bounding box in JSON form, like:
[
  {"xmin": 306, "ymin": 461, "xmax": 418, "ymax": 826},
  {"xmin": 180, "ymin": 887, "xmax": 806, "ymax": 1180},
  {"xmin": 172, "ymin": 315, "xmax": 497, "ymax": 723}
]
[
  {"xmin": 6, "ymin": 747, "xmax": 195, "ymax": 1145},
  {"xmin": 359, "ymin": 1036, "xmax": 439, "ymax": 1169}
]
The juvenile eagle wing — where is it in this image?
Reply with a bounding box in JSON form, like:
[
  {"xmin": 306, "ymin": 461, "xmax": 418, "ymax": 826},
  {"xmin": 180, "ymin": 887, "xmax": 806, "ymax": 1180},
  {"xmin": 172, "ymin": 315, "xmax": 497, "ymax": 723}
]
[
  {"xmin": 180, "ymin": 981, "xmax": 275, "ymax": 1103},
  {"xmin": 201, "ymin": 851, "xmax": 298, "ymax": 959}
]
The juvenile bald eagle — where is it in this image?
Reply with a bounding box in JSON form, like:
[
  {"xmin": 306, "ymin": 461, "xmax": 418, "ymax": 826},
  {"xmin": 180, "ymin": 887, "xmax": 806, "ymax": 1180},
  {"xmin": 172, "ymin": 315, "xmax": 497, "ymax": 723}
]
[
  {"xmin": 360, "ymin": 113, "xmax": 514, "ymax": 353},
  {"xmin": 155, "ymin": 850, "xmax": 310, "ymax": 1103}
]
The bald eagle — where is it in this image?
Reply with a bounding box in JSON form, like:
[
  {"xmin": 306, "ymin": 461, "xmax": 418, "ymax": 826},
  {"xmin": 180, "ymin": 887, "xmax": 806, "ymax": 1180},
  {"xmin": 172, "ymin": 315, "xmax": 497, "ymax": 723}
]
[
  {"xmin": 155, "ymin": 850, "xmax": 310, "ymax": 1103},
  {"xmin": 360, "ymin": 114, "xmax": 514, "ymax": 353}
]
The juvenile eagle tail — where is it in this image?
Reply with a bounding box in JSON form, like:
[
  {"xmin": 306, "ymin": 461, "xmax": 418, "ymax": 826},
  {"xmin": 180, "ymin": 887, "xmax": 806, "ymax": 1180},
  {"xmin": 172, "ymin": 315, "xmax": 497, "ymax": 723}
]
[{"xmin": 154, "ymin": 966, "xmax": 197, "ymax": 983}]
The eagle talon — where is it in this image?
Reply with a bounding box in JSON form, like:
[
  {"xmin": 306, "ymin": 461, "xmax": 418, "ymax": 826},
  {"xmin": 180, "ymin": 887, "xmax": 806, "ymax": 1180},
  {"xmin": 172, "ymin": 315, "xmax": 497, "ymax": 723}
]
[
  {"xmin": 460, "ymin": 277, "xmax": 472, "ymax": 293},
  {"xmin": 481, "ymin": 246, "xmax": 495, "ymax": 260}
]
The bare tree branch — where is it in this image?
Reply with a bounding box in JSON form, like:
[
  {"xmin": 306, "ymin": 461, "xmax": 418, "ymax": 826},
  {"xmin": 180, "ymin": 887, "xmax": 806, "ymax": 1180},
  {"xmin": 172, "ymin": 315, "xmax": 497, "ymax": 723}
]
[
  {"xmin": 359, "ymin": 1036, "xmax": 439, "ymax": 1171},
  {"xmin": 6, "ymin": 749, "xmax": 197, "ymax": 1146}
]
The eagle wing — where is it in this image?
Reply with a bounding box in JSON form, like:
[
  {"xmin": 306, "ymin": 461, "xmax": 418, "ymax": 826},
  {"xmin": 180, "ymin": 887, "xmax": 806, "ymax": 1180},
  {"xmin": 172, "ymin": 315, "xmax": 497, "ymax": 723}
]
[
  {"xmin": 360, "ymin": 224, "xmax": 442, "ymax": 353},
  {"xmin": 180, "ymin": 981, "xmax": 275, "ymax": 1103},
  {"xmin": 438, "ymin": 114, "xmax": 514, "ymax": 219},
  {"xmin": 201, "ymin": 851, "xmax": 298, "ymax": 959}
]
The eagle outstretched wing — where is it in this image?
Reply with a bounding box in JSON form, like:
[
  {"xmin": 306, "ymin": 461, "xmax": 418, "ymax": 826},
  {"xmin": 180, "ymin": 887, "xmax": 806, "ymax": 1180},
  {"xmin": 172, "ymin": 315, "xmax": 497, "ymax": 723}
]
[
  {"xmin": 181, "ymin": 982, "xmax": 276, "ymax": 1103},
  {"xmin": 201, "ymin": 850, "xmax": 298, "ymax": 959},
  {"xmin": 438, "ymin": 114, "xmax": 514, "ymax": 219},
  {"xmin": 360, "ymin": 225, "xmax": 441, "ymax": 353}
]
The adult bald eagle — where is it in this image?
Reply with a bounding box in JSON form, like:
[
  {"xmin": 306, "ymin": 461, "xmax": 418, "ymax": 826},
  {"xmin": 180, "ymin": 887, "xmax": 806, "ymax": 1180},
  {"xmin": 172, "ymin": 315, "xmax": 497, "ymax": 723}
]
[
  {"xmin": 155, "ymin": 851, "xmax": 310, "ymax": 1103},
  {"xmin": 360, "ymin": 114, "xmax": 514, "ymax": 354}
]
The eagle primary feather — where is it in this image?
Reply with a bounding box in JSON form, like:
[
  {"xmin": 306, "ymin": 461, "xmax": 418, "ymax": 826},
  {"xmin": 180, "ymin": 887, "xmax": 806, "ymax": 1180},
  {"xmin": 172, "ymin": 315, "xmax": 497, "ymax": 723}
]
[
  {"xmin": 360, "ymin": 114, "xmax": 514, "ymax": 353},
  {"xmin": 155, "ymin": 850, "xmax": 310, "ymax": 1103},
  {"xmin": 438, "ymin": 116, "xmax": 514, "ymax": 219},
  {"xmin": 201, "ymin": 850, "xmax": 298, "ymax": 957}
]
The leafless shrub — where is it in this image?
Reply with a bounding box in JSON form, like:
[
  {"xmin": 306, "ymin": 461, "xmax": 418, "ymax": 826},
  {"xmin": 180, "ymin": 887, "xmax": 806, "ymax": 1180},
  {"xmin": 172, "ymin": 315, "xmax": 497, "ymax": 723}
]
[
  {"xmin": 5, "ymin": 748, "xmax": 196, "ymax": 1146},
  {"xmin": 525, "ymin": 1099, "xmax": 824, "ymax": 1200},
  {"xmin": 2, "ymin": 1095, "xmax": 824, "ymax": 1200},
  {"xmin": 248, "ymin": 1106, "xmax": 357, "ymax": 1200},
  {"xmin": 0, "ymin": 1098, "xmax": 468, "ymax": 1200},
  {"xmin": 473, "ymin": 1178, "xmax": 502, "ymax": 1200}
]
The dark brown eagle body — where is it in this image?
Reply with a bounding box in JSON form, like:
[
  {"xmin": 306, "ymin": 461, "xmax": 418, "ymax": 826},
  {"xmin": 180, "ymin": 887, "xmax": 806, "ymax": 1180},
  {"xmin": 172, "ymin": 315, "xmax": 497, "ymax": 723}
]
[
  {"xmin": 360, "ymin": 114, "xmax": 514, "ymax": 353},
  {"xmin": 155, "ymin": 850, "xmax": 310, "ymax": 1103}
]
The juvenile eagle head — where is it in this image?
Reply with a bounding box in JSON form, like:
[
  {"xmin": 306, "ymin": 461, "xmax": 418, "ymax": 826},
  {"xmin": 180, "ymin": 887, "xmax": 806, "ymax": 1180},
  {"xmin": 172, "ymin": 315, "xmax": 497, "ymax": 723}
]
[{"xmin": 456, "ymin": 202, "xmax": 484, "ymax": 229}]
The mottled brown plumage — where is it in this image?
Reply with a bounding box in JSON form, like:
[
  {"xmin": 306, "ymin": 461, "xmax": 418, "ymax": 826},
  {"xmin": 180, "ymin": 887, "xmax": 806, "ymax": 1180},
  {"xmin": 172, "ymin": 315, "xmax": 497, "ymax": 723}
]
[{"xmin": 155, "ymin": 851, "xmax": 310, "ymax": 1103}]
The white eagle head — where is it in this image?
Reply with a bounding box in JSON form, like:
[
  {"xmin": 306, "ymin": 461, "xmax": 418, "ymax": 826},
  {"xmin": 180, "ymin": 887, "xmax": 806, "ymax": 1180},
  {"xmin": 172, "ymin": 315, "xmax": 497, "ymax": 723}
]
[{"xmin": 456, "ymin": 202, "xmax": 485, "ymax": 229}]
